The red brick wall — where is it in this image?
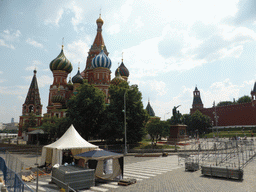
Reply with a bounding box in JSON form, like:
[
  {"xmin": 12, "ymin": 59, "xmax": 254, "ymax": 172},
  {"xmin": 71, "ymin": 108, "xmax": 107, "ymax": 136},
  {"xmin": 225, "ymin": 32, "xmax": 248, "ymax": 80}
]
[{"xmin": 191, "ymin": 102, "xmax": 256, "ymax": 126}]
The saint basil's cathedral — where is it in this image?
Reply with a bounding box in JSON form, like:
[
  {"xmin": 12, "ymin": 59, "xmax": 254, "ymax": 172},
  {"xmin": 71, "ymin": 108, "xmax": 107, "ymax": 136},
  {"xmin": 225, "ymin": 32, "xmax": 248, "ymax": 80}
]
[{"xmin": 18, "ymin": 15, "xmax": 129, "ymax": 136}]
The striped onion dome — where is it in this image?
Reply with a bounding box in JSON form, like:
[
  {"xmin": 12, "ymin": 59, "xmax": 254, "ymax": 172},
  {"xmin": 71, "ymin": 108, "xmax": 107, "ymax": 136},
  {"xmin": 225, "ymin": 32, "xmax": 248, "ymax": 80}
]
[
  {"xmin": 115, "ymin": 61, "xmax": 129, "ymax": 78},
  {"xmin": 51, "ymin": 92, "xmax": 65, "ymax": 104},
  {"xmin": 72, "ymin": 68, "xmax": 83, "ymax": 84},
  {"xmin": 50, "ymin": 46, "xmax": 73, "ymax": 73},
  {"xmin": 92, "ymin": 47, "xmax": 112, "ymax": 69},
  {"xmin": 111, "ymin": 68, "xmax": 125, "ymax": 85}
]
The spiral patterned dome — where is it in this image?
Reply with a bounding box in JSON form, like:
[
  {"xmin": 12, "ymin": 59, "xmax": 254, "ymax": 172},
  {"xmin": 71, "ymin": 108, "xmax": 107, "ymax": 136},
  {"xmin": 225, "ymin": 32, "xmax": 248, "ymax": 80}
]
[
  {"xmin": 51, "ymin": 93, "xmax": 65, "ymax": 104},
  {"xmin": 111, "ymin": 68, "xmax": 125, "ymax": 85},
  {"xmin": 92, "ymin": 48, "xmax": 112, "ymax": 69},
  {"xmin": 115, "ymin": 62, "xmax": 129, "ymax": 77},
  {"xmin": 72, "ymin": 69, "xmax": 83, "ymax": 84},
  {"xmin": 50, "ymin": 46, "xmax": 73, "ymax": 73}
]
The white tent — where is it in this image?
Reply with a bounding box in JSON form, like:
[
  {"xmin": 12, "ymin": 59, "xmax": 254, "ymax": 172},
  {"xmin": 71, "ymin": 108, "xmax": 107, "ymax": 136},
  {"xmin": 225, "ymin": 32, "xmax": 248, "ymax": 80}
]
[{"xmin": 40, "ymin": 124, "xmax": 99, "ymax": 166}]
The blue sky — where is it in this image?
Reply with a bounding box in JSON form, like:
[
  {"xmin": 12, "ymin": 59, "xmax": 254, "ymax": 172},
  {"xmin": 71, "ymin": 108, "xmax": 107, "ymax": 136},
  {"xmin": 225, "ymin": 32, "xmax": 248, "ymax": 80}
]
[{"xmin": 1, "ymin": 0, "xmax": 256, "ymax": 123}]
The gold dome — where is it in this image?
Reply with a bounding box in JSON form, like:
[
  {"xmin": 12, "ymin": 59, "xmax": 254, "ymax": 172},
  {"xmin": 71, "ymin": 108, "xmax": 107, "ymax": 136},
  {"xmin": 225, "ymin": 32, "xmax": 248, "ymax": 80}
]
[{"xmin": 96, "ymin": 15, "xmax": 104, "ymax": 24}]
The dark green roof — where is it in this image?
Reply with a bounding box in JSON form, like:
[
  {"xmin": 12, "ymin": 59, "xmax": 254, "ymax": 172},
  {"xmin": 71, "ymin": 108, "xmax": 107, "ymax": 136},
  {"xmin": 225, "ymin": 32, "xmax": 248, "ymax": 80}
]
[
  {"xmin": 252, "ymin": 82, "xmax": 256, "ymax": 92},
  {"xmin": 146, "ymin": 102, "xmax": 155, "ymax": 116},
  {"xmin": 193, "ymin": 96, "xmax": 203, "ymax": 105}
]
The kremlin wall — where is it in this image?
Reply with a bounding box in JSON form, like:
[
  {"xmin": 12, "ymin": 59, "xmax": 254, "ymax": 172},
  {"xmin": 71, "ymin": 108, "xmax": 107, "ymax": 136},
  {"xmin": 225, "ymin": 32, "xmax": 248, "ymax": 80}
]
[{"xmin": 190, "ymin": 85, "xmax": 256, "ymax": 128}]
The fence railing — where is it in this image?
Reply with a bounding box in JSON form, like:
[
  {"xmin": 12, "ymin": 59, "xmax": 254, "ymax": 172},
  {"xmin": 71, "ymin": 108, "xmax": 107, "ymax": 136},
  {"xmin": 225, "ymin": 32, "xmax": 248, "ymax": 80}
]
[{"xmin": 0, "ymin": 156, "xmax": 33, "ymax": 192}]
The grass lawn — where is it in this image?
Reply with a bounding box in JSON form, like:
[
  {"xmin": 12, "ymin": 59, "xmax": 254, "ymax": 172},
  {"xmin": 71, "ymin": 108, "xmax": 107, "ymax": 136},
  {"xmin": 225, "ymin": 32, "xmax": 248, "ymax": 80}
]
[
  {"xmin": 205, "ymin": 130, "xmax": 253, "ymax": 138},
  {"xmin": 133, "ymin": 139, "xmax": 178, "ymax": 149}
]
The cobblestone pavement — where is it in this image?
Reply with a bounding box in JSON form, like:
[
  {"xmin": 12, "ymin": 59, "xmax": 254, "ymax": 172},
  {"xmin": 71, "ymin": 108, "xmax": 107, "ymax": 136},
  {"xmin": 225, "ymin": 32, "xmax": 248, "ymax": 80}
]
[
  {"xmin": 111, "ymin": 157, "xmax": 256, "ymax": 192},
  {"xmin": 3, "ymin": 153, "xmax": 256, "ymax": 192}
]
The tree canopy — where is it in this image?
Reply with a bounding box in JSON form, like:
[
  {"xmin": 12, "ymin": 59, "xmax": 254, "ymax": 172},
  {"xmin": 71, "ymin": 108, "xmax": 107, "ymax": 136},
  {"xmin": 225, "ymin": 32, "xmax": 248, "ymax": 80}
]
[
  {"xmin": 181, "ymin": 111, "xmax": 211, "ymax": 135},
  {"xmin": 42, "ymin": 116, "xmax": 71, "ymax": 138},
  {"xmin": 100, "ymin": 81, "xmax": 149, "ymax": 144},
  {"xmin": 217, "ymin": 101, "xmax": 233, "ymax": 107},
  {"xmin": 237, "ymin": 95, "xmax": 251, "ymax": 104},
  {"xmin": 67, "ymin": 81, "xmax": 106, "ymax": 140},
  {"xmin": 217, "ymin": 95, "xmax": 251, "ymax": 107},
  {"xmin": 146, "ymin": 118, "xmax": 169, "ymax": 144}
]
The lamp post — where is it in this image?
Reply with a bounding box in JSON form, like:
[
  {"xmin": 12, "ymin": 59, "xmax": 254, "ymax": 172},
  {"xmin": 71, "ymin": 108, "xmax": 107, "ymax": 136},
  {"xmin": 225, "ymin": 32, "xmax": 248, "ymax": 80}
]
[
  {"xmin": 213, "ymin": 103, "xmax": 219, "ymax": 137},
  {"xmin": 124, "ymin": 90, "xmax": 127, "ymax": 155},
  {"xmin": 164, "ymin": 112, "xmax": 170, "ymax": 121}
]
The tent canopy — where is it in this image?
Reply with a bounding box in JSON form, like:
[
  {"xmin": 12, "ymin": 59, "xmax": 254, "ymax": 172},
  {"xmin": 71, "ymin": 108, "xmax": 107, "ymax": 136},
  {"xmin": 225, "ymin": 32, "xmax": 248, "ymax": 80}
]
[
  {"xmin": 44, "ymin": 124, "xmax": 98, "ymax": 150},
  {"xmin": 40, "ymin": 124, "xmax": 99, "ymax": 166}
]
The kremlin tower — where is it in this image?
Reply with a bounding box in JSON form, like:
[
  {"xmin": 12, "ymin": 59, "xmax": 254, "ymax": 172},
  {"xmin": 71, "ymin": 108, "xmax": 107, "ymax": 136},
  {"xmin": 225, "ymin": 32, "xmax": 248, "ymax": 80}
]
[{"xmin": 192, "ymin": 86, "xmax": 204, "ymax": 109}]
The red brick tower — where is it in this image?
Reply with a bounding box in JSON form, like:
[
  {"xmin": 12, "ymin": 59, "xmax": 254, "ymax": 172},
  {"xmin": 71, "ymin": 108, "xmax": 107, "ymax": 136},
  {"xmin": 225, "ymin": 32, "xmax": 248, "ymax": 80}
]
[{"xmin": 18, "ymin": 69, "xmax": 42, "ymax": 136}]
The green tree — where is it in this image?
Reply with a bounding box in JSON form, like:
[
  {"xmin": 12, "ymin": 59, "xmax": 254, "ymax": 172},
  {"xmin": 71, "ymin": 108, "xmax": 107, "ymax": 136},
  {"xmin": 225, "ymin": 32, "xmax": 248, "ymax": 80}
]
[
  {"xmin": 237, "ymin": 95, "xmax": 251, "ymax": 104},
  {"xmin": 23, "ymin": 113, "xmax": 37, "ymax": 132},
  {"xmin": 146, "ymin": 119, "xmax": 169, "ymax": 144},
  {"xmin": 189, "ymin": 110, "xmax": 211, "ymax": 135},
  {"xmin": 146, "ymin": 118, "xmax": 162, "ymax": 144},
  {"xmin": 217, "ymin": 101, "xmax": 233, "ymax": 106},
  {"xmin": 67, "ymin": 81, "xmax": 106, "ymax": 140},
  {"xmin": 101, "ymin": 81, "xmax": 149, "ymax": 144},
  {"xmin": 161, "ymin": 121, "xmax": 170, "ymax": 138},
  {"xmin": 42, "ymin": 116, "xmax": 71, "ymax": 139}
]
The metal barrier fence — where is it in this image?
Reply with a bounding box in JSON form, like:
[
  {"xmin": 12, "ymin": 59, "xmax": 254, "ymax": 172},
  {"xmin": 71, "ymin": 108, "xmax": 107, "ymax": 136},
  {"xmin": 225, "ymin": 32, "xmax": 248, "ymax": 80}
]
[{"xmin": 0, "ymin": 157, "xmax": 33, "ymax": 192}]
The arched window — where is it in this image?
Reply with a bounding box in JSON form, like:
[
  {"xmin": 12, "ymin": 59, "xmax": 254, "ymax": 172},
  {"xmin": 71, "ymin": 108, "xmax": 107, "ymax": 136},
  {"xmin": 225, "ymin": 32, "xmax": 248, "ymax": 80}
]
[{"xmin": 29, "ymin": 105, "xmax": 34, "ymax": 113}]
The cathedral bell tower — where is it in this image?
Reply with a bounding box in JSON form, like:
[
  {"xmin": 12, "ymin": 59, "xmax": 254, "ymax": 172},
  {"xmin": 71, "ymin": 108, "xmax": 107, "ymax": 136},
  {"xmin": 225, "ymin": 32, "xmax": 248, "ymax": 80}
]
[{"xmin": 18, "ymin": 69, "xmax": 42, "ymax": 136}]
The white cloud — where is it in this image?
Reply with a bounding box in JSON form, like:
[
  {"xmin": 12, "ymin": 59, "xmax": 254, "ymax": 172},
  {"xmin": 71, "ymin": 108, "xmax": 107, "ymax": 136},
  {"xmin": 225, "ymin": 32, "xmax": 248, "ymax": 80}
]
[
  {"xmin": 120, "ymin": 0, "xmax": 134, "ymax": 23},
  {"xmin": 107, "ymin": 24, "xmax": 121, "ymax": 35},
  {"xmin": 65, "ymin": 39, "xmax": 90, "ymax": 69},
  {"xmin": 0, "ymin": 85, "xmax": 28, "ymax": 95},
  {"xmin": 44, "ymin": 8, "xmax": 64, "ymax": 26},
  {"xmin": 37, "ymin": 75, "xmax": 52, "ymax": 88},
  {"xmin": 26, "ymin": 60, "xmax": 43, "ymax": 71},
  {"xmin": 1, "ymin": 30, "xmax": 21, "ymax": 41},
  {"xmin": 0, "ymin": 29, "xmax": 21, "ymax": 49},
  {"xmin": 26, "ymin": 38, "xmax": 44, "ymax": 48},
  {"xmin": 146, "ymin": 86, "xmax": 193, "ymax": 120},
  {"xmin": 69, "ymin": 2, "xmax": 84, "ymax": 32},
  {"xmin": 43, "ymin": 2, "xmax": 84, "ymax": 32},
  {"xmin": 135, "ymin": 79, "xmax": 167, "ymax": 96}
]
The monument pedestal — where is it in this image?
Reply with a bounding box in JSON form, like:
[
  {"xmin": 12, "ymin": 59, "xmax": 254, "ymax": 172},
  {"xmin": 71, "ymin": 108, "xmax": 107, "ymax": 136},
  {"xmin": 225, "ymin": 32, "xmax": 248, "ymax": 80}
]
[{"xmin": 168, "ymin": 124, "xmax": 188, "ymax": 144}]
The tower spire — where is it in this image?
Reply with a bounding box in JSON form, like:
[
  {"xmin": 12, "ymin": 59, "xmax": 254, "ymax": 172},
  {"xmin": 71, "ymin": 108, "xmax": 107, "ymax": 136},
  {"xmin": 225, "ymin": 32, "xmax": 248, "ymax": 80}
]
[{"xmin": 62, "ymin": 37, "xmax": 64, "ymax": 49}]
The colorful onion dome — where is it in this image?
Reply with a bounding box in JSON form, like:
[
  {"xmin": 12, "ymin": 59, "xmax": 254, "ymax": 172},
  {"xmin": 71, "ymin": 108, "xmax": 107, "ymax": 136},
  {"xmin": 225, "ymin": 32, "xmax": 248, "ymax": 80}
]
[
  {"xmin": 115, "ymin": 61, "xmax": 129, "ymax": 78},
  {"xmin": 92, "ymin": 46, "xmax": 112, "ymax": 69},
  {"xmin": 67, "ymin": 77, "xmax": 73, "ymax": 90},
  {"xmin": 111, "ymin": 68, "xmax": 125, "ymax": 85},
  {"xmin": 50, "ymin": 46, "xmax": 73, "ymax": 73},
  {"xmin": 51, "ymin": 94, "xmax": 65, "ymax": 104},
  {"xmin": 51, "ymin": 86, "xmax": 65, "ymax": 104},
  {"xmin": 72, "ymin": 68, "xmax": 83, "ymax": 84},
  {"xmin": 96, "ymin": 15, "xmax": 104, "ymax": 24}
]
